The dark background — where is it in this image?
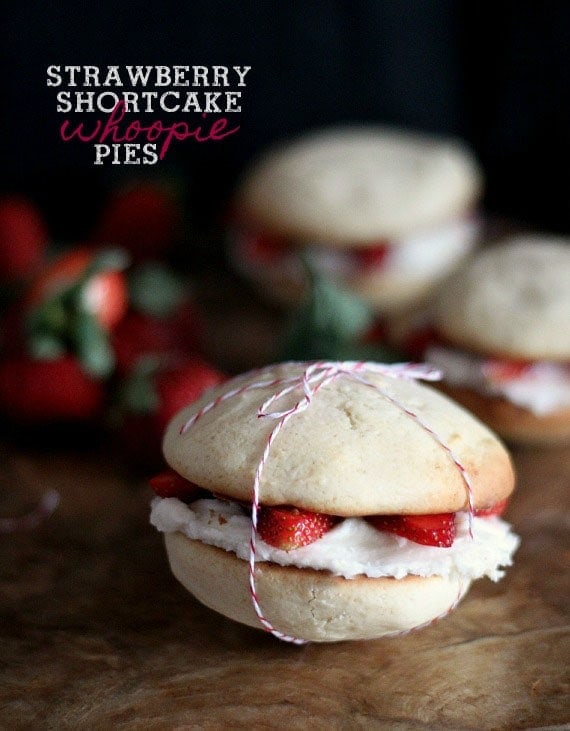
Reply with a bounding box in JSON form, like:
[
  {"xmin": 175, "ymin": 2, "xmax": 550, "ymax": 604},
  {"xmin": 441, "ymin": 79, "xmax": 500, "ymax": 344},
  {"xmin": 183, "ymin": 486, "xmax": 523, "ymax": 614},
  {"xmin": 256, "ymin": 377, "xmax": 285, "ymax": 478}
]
[{"xmin": 1, "ymin": 1, "xmax": 569, "ymax": 266}]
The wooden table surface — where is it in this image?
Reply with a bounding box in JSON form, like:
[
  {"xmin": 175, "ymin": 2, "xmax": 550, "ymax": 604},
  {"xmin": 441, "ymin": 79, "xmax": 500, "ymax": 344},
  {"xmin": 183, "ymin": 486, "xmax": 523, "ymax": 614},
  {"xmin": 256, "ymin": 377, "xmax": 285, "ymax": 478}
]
[{"xmin": 1, "ymin": 280, "xmax": 569, "ymax": 730}]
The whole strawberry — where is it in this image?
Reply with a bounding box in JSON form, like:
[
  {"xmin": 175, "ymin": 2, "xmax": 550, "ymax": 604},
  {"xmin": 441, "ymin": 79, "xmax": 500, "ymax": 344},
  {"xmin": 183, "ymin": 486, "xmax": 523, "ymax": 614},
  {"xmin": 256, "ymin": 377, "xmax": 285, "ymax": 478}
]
[
  {"xmin": 111, "ymin": 263, "xmax": 203, "ymax": 377},
  {"xmin": 94, "ymin": 181, "xmax": 182, "ymax": 261},
  {"xmin": 154, "ymin": 358, "xmax": 225, "ymax": 431},
  {"xmin": 117, "ymin": 357, "xmax": 225, "ymax": 468},
  {"xmin": 0, "ymin": 355, "xmax": 104, "ymax": 424},
  {"xmin": 0, "ymin": 195, "xmax": 49, "ymax": 282},
  {"xmin": 111, "ymin": 309, "xmax": 198, "ymax": 376},
  {"xmin": 24, "ymin": 246, "xmax": 129, "ymax": 377}
]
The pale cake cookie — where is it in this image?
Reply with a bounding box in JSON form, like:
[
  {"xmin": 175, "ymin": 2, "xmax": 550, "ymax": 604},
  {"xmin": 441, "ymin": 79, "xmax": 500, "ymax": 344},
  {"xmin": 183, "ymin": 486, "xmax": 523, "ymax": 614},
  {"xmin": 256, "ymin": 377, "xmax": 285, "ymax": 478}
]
[
  {"xmin": 433, "ymin": 237, "xmax": 570, "ymax": 361},
  {"xmin": 437, "ymin": 384, "xmax": 570, "ymax": 446},
  {"xmin": 228, "ymin": 125, "xmax": 483, "ymax": 313},
  {"xmin": 163, "ymin": 362, "xmax": 513, "ymax": 515},
  {"xmin": 427, "ymin": 237, "xmax": 570, "ymax": 444},
  {"xmin": 235, "ymin": 126, "xmax": 482, "ymax": 243},
  {"xmin": 150, "ymin": 361, "xmax": 519, "ymax": 643},
  {"xmin": 164, "ymin": 534, "xmax": 470, "ymax": 643}
]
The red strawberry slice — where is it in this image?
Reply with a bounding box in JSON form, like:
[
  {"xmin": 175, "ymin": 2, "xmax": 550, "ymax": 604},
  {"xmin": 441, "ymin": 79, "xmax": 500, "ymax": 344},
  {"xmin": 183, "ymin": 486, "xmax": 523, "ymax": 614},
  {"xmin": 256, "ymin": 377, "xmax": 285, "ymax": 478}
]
[
  {"xmin": 360, "ymin": 319, "xmax": 389, "ymax": 345},
  {"xmin": 368, "ymin": 513, "xmax": 456, "ymax": 547},
  {"xmin": 474, "ymin": 498, "xmax": 509, "ymax": 518},
  {"xmin": 244, "ymin": 230, "xmax": 289, "ymax": 263},
  {"xmin": 149, "ymin": 469, "xmax": 202, "ymax": 499},
  {"xmin": 352, "ymin": 243, "xmax": 389, "ymax": 270},
  {"xmin": 257, "ymin": 505, "xmax": 338, "ymax": 551},
  {"xmin": 483, "ymin": 358, "xmax": 532, "ymax": 383},
  {"xmin": 403, "ymin": 325, "xmax": 441, "ymax": 360}
]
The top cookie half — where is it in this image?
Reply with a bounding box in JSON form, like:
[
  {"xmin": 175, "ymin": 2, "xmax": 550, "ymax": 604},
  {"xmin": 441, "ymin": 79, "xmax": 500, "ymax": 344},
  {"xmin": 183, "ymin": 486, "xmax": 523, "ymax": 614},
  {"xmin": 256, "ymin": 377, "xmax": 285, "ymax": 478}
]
[
  {"xmin": 232, "ymin": 125, "xmax": 483, "ymax": 245},
  {"xmin": 433, "ymin": 236, "xmax": 570, "ymax": 361},
  {"xmin": 163, "ymin": 362, "xmax": 514, "ymax": 516}
]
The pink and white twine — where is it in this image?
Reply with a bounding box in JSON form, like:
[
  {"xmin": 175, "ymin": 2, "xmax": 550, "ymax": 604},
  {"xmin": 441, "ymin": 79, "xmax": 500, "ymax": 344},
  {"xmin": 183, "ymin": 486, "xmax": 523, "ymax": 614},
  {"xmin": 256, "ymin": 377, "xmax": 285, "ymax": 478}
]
[{"xmin": 180, "ymin": 361, "xmax": 474, "ymax": 644}]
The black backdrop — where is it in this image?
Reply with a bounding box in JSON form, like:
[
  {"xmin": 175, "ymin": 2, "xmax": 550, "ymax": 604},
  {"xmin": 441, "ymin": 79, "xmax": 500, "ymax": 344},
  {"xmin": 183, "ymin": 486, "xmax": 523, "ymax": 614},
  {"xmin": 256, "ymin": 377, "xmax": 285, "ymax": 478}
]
[{"xmin": 1, "ymin": 1, "xmax": 569, "ymax": 264}]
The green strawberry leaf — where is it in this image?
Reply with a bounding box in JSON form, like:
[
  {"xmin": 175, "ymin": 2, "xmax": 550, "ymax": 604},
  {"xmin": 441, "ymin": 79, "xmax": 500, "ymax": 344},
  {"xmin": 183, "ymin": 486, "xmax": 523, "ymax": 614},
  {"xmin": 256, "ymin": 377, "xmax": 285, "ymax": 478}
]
[
  {"xmin": 27, "ymin": 297, "xmax": 66, "ymax": 333},
  {"xmin": 127, "ymin": 263, "xmax": 187, "ymax": 317},
  {"xmin": 332, "ymin": 339, "xmax": 404, "ymax": 363},
  {"xmin": 84, "ymin": 247, "xmax": 130, "ymax": 278},
  {"xmin": 278, "ymin": 258, "xmax": 373, "ymax": 361},
  {"xmin": 25, "ymin": 246, "xmax": 130, "ymax": 374},
  {"xmin": 26, "ymin": 298, "xmax": 68, "ymax": 358},
  {"xmin": 118, "ymin": 356, "xmax": 162, "ymax": 414},
  {"xmin": 27, "ymin": 333, "xmax": 67, "ymax": 360},
  {"xmin": 278, "ymin": 256, "xmax": 402, "ymax": 363},
  {"xmin": 73, "ymin": 311, "xmax": 114, "ymax": 377}
]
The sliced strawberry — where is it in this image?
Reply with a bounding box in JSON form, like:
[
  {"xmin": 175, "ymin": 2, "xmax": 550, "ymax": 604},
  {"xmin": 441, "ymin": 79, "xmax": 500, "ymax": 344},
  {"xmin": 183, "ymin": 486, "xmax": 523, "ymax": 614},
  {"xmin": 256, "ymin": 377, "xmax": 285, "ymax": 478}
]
[
  {"xmin": 360, "ymin": 319, "xmax": 389, "ymax": 345},
  {"xmin": 474, "ymin": 498, "xmax": 509, "ymax": 518},
  {"xmin": 483, "ymin": 358, "xmax": 532, "ymax": 383},
  {"xmin": 244, "ymin": 230, "xmax": 289, "ymax": 263},
  {"xmin": 149, "ymin": 469, "xmax": 202, "ymax": 499},
  {"xmin": 257, "ymin": 505, "xmax": 338, "ymax": 551},
  {"xmin": 403, "ymin": 325, "xmax": 441, "ymax": 360},
  {"xmin": 352, "ymin": 243, "xmax": 389, "ymax": 270},
  {"xmin": 368, "ymin": 513, "xmax": 456, "ymax": 547}
]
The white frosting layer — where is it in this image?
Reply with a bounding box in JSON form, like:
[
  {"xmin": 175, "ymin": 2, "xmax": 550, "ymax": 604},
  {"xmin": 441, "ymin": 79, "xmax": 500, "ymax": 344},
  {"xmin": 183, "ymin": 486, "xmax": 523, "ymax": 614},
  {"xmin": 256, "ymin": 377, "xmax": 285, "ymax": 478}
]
[
  {"xmin": 150, "ymin": 496, "xmax": 519, "ymax": 583},
  {"xmin": 311, "ymin": 215, "xmax": 478, "ymax": 278},
  {"xmin": 427, "ymin": 345, "xmax": 570, "ymax": 416}
]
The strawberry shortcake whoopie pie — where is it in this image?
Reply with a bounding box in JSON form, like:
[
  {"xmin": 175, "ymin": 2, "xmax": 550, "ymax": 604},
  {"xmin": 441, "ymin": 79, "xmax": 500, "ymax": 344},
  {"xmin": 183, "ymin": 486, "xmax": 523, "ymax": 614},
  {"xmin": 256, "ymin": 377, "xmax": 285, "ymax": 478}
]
[
  {"xmin": 228, "ymin": 125, "xmax": 483, "ymax": 313},
  {"xmin": 150, "ymin": 360, "xmax": 519, "ymax": 643},
  {"xmin": 425, "ymin": 236, "xmax": 570, "ymax": 445}
]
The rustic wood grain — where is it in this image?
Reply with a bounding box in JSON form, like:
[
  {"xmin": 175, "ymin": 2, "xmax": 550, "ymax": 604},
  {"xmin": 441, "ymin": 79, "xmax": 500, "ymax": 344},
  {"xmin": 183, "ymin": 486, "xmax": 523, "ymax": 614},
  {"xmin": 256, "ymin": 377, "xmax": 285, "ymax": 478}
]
[
  {"xmin": 0, "ymin": 281, "xmax": 568, "ymax": 729},
  {"xmin": 1, "ymin": 438, "xmax": 568, "ymax": 730}
]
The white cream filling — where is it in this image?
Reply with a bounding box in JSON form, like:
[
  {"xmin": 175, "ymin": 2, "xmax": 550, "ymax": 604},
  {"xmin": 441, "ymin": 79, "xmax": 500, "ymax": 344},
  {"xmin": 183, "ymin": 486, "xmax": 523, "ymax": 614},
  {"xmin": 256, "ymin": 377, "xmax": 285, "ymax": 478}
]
[
  {"xmin": 312, "ymin": 215, "xmax": 479, "ymax": 279},
  {"xmin": 150, "ymin": 496, "xmax": 519, "ymax": 583},
  {"xmin": 230, "ymin": 215, "xmax": 478, "ymax": 282},
  {"xmin": 426, "ymin": 345, "xmax": 570, "ymax": 416}
]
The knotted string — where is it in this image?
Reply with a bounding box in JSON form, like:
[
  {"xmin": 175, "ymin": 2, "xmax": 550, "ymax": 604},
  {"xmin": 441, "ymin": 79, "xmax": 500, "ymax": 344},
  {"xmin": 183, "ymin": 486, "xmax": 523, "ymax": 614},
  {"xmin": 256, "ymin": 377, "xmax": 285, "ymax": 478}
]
[{"xmin": 179, "ymin": 361, "xmax": 474, "ymax": 644}]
